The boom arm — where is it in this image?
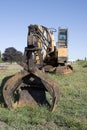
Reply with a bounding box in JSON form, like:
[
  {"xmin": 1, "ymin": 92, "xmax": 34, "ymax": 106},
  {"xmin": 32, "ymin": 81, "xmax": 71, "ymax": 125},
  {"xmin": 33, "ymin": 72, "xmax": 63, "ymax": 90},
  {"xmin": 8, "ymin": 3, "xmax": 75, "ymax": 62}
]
[{"xmin": 25, "ymin": 24, "xmax": 56, "ymax": 72}]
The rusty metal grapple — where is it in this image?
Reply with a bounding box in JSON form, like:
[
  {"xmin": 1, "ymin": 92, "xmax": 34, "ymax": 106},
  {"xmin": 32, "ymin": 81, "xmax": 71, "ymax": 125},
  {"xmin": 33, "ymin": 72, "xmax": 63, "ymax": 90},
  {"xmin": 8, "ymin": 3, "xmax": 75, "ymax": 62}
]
[{"xmin": 3, "ymin": 25, "xmax": 60, "ymax": 111}]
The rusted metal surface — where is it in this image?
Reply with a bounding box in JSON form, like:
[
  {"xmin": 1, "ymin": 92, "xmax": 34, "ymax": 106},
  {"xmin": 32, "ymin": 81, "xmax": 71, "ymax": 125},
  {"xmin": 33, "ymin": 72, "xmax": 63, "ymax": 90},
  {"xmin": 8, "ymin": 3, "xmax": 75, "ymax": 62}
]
[
  {"xmin": 55, "ymin": 65, "xmax": 73, "ymax": 75},
  {"xmin": 3, "ymin": 69, "xmax": 59, "ymax": 111},
  {"xmin": 33, "ymin": 69, "xmax": 59, "ymax": 112},
  {"xmin": 3, "ymin": 70, "xmax": 28, "ymax": 109}
]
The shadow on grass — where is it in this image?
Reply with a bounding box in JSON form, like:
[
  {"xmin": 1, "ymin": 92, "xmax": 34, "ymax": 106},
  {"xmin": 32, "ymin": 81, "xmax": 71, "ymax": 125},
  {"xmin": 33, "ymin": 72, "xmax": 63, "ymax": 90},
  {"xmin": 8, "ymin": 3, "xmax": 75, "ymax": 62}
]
[
  {"xmin": 83, "ymin": 65, "xmax": 87, "ymax": 68},
  {"xmin": 0, "ymin": 75, "xmax": 13, "ymax": 106}
]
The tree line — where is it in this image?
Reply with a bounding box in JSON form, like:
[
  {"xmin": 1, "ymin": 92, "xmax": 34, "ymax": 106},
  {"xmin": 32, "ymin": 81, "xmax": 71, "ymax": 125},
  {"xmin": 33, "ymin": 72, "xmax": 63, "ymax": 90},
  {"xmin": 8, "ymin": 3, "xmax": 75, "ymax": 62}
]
[{"xmin": 0, "ymin": 47, "xmax": 23, "ymax": 63}]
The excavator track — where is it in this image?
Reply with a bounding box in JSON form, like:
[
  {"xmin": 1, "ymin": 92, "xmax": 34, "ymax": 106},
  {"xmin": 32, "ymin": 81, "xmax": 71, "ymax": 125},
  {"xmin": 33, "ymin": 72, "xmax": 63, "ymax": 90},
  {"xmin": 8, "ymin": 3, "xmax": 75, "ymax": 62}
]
[
  {"xmin": 55, "ymin": 65, "xmax": 73, "ymax": 75},
  {"xmin": 3, "ymin": 69, "xmax": 59, "ymax": 112}
]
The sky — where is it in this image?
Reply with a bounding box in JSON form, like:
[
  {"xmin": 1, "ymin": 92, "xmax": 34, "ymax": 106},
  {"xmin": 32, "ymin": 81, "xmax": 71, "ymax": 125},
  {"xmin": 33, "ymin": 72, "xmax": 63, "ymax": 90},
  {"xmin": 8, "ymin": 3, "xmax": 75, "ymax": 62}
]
[{"xmin": 0, "ymin": 0, "xmax": 87, "ymax": 61}]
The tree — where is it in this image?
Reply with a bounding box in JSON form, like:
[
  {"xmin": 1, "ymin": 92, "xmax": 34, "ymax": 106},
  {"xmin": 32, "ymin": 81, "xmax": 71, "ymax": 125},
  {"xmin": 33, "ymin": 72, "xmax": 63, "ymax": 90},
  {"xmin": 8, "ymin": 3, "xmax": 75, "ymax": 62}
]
[
  {"xmin": 15, "ymin": 51, "xmax": 23, "ymax": 62},
  {"xmin": 2, "ymin": 47, "xmax": 23, "ymax": 63},
  {"xmin": 85, "ymin": 57, "xmax": 86, "ymax": 61},
  {"xmin": 0, "ymin": 51, "xmax": 2, "ymax": 63},
  {"xmin": 0, "ymin": 51, "xmax": 1, "ymax": 58}
]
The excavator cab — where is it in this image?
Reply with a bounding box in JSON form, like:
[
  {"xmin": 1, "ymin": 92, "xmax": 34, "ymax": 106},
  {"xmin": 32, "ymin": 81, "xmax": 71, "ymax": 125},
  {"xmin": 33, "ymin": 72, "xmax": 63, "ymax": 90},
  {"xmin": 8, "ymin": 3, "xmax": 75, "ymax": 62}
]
[{"xmin": 58, "ymin": 28, "xmax": 68, "ymax": 64}]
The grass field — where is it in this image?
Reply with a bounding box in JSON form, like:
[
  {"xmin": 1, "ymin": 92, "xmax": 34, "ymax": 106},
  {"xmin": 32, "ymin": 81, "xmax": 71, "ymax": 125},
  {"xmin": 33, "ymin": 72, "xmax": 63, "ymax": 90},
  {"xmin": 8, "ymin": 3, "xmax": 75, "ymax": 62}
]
[{"xmin": 0, "ymin": 61, "xmax": 87, "ymax": 130}]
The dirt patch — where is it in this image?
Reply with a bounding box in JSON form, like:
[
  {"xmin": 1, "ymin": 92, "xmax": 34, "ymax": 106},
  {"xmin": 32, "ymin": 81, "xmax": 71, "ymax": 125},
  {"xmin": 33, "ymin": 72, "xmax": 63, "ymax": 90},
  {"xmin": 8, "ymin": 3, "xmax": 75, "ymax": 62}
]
[
  {"xmin": 0, "ymin": 121, "xmax": 8, "ymax": 128},
  {"xmin": 38, "ymin": 121, "xmax": 58, "ymax": 130}
]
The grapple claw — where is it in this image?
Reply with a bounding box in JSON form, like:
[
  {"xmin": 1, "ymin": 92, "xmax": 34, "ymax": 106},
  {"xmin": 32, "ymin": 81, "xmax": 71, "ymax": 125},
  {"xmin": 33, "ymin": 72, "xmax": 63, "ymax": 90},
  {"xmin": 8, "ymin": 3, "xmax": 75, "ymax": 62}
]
[
  {"xmin": 33, "ymin": 69, "xmax": 59, "ymax": 112},
  {"xmin": 3, "ymin": 69, "xmax": 59, "ymax": 111},
  {"xmin": 3, "ymin": 70, "xmax": 29, "ymax": 109}
]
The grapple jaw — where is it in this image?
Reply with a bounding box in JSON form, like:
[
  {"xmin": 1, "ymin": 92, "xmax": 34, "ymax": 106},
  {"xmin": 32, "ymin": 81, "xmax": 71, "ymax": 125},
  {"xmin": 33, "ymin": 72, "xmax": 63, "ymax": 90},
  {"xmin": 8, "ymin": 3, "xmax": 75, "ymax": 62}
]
[
  {"xmin": 3, "ymin": 69, "xmax": 59, "ymax": 112},
  {"xmin": 33, "ymin": 69, "xmax": 59, "ymax": 111}
]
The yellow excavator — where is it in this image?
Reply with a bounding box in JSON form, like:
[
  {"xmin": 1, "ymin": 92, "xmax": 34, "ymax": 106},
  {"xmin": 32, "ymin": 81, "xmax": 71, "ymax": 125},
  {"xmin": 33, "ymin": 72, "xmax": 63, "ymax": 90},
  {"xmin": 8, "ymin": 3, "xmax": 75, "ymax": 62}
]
[{"xmin": 3, "ymin": 24, "xmax": 72, "ymax": 111}]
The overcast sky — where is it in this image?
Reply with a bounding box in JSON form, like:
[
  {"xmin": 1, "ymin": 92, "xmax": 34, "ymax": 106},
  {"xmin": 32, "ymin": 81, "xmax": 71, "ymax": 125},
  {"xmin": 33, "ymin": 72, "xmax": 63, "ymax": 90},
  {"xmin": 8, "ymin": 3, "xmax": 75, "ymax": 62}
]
[{"xmin": 0, "ymin": 0, "xmax": 87, "ymax": 61}]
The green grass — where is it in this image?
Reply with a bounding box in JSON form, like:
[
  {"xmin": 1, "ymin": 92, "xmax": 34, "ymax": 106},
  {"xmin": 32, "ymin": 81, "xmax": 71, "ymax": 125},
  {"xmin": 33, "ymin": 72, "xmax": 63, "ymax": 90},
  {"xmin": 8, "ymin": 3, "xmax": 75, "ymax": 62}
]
[
  {"xmin": 0, "ymin": 58, "xmax": 2, "ymax": 63},
  {"xmin": 76, "ymin": 60, "xmax": 87, "ymax": 68},
  {"xmin": 0, "ymin": 62, "xmax": 87, "ymax": 130}
]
